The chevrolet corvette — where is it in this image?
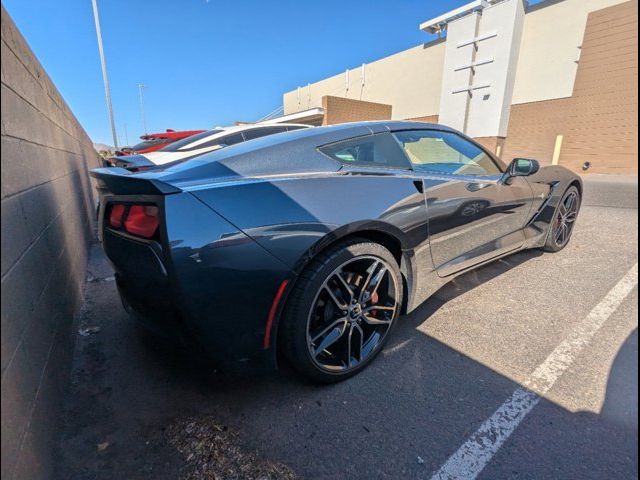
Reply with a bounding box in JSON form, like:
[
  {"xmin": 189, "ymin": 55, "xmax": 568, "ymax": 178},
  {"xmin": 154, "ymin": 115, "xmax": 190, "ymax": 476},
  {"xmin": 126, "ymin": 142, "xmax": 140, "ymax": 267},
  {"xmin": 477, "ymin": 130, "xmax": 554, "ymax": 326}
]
[{"xmin": 91, "ymin": 121, "xmax": 582, "ymax": 382}]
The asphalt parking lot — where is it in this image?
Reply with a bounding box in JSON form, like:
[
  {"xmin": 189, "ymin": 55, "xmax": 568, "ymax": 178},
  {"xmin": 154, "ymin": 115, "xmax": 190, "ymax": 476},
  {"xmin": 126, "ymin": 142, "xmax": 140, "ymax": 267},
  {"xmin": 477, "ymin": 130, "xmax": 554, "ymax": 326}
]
[{"xmin": 57, "ymin": 174, "xmax": 638, "ymax": 480}]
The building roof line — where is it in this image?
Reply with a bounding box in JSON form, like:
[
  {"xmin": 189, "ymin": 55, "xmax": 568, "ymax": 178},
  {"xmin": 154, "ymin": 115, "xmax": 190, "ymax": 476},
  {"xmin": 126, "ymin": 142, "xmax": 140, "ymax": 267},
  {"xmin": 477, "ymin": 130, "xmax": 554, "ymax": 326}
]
[{"xmin": 419, "ymin": 0, "xmax": 505, "ymax": 34}]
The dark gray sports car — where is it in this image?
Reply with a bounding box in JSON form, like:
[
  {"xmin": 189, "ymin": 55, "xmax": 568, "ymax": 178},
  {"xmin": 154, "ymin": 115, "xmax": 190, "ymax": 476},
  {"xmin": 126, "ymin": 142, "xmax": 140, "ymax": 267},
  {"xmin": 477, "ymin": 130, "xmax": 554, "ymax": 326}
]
[{"xmin": 91, "ymin": 121, "xmax": 582, "ymax": 382}]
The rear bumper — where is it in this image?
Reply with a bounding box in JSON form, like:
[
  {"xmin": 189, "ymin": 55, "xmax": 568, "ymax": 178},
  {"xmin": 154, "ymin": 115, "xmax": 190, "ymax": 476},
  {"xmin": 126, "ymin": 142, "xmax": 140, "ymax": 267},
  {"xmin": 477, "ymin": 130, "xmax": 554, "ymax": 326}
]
[
  {"xmin": 104, "ymin": 229, "xmax": 175, "ymax": 317},
  {"xmin": 117, "ymin": 277, "xmax": 189, "ymax": 342}
]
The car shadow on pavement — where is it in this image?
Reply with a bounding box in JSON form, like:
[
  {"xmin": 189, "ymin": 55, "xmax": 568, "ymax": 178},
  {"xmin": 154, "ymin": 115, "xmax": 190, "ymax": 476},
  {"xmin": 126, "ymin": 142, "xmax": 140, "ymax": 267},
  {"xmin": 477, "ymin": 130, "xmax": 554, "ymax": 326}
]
[{"xmin": 56, "ymin": 245, "xmax": 637, "ymax": 480}]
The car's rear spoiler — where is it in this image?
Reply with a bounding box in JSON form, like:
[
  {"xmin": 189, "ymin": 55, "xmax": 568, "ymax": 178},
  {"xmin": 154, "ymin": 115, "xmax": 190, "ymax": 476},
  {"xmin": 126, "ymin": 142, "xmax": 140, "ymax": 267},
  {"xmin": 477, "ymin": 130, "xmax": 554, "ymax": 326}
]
[{"xmin": 90, "ymin": 167, "xmax": 181, "ymax": 195}]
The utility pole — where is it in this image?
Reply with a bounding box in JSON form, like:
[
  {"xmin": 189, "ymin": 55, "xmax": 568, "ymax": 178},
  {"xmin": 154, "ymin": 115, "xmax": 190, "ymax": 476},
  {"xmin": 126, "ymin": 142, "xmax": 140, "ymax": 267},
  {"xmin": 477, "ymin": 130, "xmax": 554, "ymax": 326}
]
[
  {"xmin": 138, "ymin": 83, "xmax": 147, "ymax": 135},
  {"xmin": 90, "ymin": 0, "xmax": 118, "ymax": 148}
]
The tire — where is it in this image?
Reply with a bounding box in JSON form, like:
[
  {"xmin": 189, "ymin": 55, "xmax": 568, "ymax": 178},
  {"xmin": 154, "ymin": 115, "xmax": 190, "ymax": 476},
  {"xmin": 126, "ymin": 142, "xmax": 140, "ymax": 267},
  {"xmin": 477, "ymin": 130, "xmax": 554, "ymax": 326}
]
[
  {"xmin": 542, "ymin": 185, "xmax": 581, "ymax": 252},
  {"xmin": 280, "ymin": 239, "xmax": 403, "ymax": 383}
]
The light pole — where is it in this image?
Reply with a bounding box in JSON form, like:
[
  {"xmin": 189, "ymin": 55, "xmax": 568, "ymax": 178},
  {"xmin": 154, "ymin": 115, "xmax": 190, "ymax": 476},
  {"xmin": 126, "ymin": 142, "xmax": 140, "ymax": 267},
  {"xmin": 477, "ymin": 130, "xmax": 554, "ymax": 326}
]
[
  {"xmin": 90, "ymin": 0, "xmax": 118, "ymax": 148},
  {"xmin": 138, "ymin": 83, "xmax": 147, "ymax": 135}
]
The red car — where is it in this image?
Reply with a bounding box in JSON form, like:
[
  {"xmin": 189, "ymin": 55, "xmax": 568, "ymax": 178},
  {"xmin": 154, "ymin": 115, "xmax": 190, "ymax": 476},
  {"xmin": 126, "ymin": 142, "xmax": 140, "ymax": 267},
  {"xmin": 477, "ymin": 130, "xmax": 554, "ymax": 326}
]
[{"xmin": 115, "ymin": 129, "xmax": 205, "ymax": 156}]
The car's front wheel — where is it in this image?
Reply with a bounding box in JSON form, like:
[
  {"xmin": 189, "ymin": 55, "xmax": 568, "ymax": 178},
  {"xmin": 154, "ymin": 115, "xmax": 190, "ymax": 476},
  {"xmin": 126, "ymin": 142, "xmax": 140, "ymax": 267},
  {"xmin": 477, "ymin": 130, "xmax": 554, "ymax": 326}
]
[
  {"xmin": 280, "ymin": 239, "xmax": 403, "ymax": 383},
  {"xmin": 543, "ymin": 185, "xmax": 581, "ymax": 252}
]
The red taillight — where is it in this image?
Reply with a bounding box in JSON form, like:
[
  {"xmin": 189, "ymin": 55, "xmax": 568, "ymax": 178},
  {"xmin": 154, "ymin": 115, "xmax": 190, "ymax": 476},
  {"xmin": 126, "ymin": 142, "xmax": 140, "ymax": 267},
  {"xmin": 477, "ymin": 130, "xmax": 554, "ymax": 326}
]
[
  {"xmin": 124, "ymin": 205, "xmax": 159, "ymax": 238},
  {"xmin": 107, "ymin": 204, "xmax": 159, "ymax": 239},
  {"xmin": 109, "ymin": 204, "xmax": 126, "ymax": 228}
]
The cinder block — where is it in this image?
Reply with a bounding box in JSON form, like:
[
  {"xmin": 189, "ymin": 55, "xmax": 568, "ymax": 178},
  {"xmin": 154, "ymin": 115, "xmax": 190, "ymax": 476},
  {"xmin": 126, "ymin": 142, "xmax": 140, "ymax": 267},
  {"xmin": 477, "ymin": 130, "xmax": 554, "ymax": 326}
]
[
  {"xmin": 11, "ymin": 316, "xmax": 75, "ymax": 480},
  {"xmin": 0, "ymin": 195, "xmax": 29, "ymax": 277},
  {"xmin": 1, "ymin": 174, "xmax": 82, "ymax": 273},
  {"xmin": 0, "ymin": 343, "xmax": 34, "ymax": 478},
  {"xmin": 1, "ymin": 85, "xmax": 86, "ymax": 158},
  {"xmin": 1, "ymin": 41, "xmax": 67, "ymax": 133},
  {"xmin": 1, "ymin": 136, "xmax": 73, "ymax": 200}
]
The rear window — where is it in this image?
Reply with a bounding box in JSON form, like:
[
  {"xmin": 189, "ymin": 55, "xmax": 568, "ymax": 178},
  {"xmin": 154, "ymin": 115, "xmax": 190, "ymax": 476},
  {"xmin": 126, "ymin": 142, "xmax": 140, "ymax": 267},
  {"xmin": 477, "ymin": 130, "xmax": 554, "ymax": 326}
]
[{"xmin": 318, "ymin": 133, "xmax": 412, "ymax": 169}]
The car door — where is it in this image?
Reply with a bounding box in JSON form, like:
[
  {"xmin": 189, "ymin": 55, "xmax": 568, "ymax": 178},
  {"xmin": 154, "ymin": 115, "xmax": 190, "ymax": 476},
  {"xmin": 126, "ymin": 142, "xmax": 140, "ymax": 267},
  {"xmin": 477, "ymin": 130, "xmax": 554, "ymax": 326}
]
[{"xmin": 392, "ymin": 129, "xmax": 534, "ymax": 277}]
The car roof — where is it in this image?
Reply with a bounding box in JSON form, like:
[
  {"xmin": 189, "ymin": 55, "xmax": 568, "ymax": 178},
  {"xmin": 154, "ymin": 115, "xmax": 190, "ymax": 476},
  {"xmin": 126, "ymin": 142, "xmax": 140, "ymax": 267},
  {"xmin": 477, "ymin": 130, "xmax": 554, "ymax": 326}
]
[
  {"xmin": 217, "ymin": 123, "xmax": 312, "ymax": 132},
  {"xmin": 326, "ymin": 120, "xmax": 456, "ymax": 133}
]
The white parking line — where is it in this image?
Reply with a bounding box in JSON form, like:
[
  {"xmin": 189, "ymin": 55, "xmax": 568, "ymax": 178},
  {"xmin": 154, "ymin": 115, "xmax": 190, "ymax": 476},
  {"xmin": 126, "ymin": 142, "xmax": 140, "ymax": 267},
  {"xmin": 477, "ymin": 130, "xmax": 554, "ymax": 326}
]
[{"xmin": 430, "ymin": 263, "xmax": 638, "ymax": 480}]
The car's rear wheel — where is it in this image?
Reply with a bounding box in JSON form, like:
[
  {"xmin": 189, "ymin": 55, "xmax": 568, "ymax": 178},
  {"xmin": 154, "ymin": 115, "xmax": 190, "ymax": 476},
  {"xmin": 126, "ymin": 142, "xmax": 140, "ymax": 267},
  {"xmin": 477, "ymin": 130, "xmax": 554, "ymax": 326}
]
[
  {"xmin": 543, "ymin": 185, "xmax": 581, "ymax": 252},
  {"xmin": 280, "ymin": 239, "xmax": 402, "ymax": 383}
]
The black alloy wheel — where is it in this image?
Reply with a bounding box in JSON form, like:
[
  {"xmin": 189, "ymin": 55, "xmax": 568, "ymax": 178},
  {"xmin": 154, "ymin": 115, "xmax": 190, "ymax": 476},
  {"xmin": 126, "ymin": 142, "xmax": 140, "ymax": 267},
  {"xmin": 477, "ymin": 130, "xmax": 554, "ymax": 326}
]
[
  {"xmin": 280, "ymin": 239, "xmax": 402, "ymax": 383},
  {"xmin": 544, "ymin": 186, "xmax": 581, "ymax": 252}
]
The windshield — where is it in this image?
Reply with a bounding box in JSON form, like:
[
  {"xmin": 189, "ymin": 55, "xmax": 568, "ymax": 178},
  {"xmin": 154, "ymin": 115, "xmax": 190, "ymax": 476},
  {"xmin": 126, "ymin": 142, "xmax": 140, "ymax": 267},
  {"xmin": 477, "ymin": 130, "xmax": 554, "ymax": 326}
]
[{"xmin": 159, "ymin": 129, "xmax": 225, "ymax": 152}]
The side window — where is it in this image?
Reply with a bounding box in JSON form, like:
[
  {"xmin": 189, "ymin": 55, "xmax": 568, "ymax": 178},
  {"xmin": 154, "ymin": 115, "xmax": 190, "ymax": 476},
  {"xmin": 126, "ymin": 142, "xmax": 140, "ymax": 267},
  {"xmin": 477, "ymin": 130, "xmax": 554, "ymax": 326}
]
[
  {"xmin": 319, "ymin": 133, "xmax": 412, "ymax": 169},
  {"xmin": 286, "ymin": 125, "xmax": 308, "ymax": 132},
  {"xmin": 243, "ymin": 126, "xmax": 286, "ymax": 141},
  {"xmin": 393, "ymin": 130, "xmax": 502, "ymax": 176}
]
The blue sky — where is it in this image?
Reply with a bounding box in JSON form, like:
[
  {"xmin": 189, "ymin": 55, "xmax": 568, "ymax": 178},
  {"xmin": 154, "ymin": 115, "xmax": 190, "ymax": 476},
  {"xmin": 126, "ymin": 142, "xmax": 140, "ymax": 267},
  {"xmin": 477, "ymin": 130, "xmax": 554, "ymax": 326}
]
[{"xmin": 4, "ymin": 0, "xmax": 463, "ymax": 145}]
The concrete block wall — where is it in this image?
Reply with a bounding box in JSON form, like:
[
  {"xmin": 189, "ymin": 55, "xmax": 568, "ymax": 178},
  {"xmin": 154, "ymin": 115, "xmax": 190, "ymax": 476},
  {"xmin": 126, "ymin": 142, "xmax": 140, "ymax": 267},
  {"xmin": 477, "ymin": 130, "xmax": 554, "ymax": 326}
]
[{"xmin": 1, "ymin": 6, "xmax": 100, "ymax": 479}]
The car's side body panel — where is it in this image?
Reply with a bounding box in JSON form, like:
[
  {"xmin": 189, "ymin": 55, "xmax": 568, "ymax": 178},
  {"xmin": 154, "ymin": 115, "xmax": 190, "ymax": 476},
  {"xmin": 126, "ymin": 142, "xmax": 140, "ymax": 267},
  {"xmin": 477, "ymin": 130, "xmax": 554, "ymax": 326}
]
[
  {"xmin": 421, "ymin": 174, "xmax": 534, "ymax": 277},
  {"xmin": 189, "ymin": 171, "xmax": 439, "ymax": 315},
  {"xmin": 91, "ymin": 121, "xmax": 583, "ymax": 374}
]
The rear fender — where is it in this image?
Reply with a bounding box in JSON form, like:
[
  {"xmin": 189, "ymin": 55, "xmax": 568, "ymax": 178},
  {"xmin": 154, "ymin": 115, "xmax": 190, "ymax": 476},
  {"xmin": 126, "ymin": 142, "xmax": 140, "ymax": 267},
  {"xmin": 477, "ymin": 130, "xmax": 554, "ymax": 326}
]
[
  {"xmin": 162, "ymin": 192, "xmax": 294, "ymax": 371},
  {"xmin": 190, "ymin": 174, "xmax": 433, "ymax": 325},
  {"xmin": 190, "ymin": 173, "xmax": 429, "ymax": 268},
  {"xmin": 288, "ymin": 219, "xmax": 410, "ymax": 274}
]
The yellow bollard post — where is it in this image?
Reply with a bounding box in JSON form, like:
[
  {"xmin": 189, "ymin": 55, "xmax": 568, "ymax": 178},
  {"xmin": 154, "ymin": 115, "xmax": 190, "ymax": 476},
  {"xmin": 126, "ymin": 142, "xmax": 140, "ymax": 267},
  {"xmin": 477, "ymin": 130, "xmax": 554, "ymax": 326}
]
[{"xmin": 552, "ymin": 135, "xmax": 564, "ymax": 165}]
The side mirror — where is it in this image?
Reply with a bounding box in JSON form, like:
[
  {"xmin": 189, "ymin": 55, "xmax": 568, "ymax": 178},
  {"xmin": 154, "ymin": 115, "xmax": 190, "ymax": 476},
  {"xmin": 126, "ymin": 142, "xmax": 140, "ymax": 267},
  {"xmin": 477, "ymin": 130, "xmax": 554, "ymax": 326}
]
[{"xmin": 508, "ymin": 158, "xmax": 540, "ymax": 177}]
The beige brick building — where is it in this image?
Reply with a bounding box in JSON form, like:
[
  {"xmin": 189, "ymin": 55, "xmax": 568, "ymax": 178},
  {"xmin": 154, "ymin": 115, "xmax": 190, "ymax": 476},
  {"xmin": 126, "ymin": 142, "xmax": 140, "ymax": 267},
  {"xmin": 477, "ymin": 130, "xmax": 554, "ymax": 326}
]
[{"xmin": 276, "ymin": 0, "xmax": 637, "ymax": 175}]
